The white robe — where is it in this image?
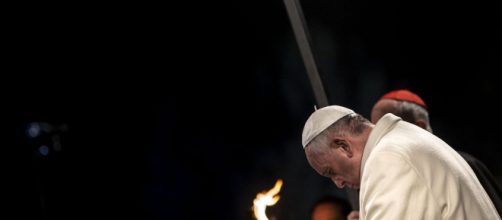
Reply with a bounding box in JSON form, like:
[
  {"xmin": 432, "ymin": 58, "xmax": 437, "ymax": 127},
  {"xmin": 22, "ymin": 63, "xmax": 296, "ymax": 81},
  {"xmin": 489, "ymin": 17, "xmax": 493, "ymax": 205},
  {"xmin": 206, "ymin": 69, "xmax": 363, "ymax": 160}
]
[{"xmin": 359, "ymin": 113, "xmax": 500, "ymax": 220}]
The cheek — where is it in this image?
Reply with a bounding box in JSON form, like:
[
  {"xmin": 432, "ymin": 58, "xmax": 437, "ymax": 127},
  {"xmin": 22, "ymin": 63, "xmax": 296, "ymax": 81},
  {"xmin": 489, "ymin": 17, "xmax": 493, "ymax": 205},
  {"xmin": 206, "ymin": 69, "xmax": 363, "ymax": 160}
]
[{"xmin": 336, "ymin": 159, "xmax": 353, "ymax": 175}]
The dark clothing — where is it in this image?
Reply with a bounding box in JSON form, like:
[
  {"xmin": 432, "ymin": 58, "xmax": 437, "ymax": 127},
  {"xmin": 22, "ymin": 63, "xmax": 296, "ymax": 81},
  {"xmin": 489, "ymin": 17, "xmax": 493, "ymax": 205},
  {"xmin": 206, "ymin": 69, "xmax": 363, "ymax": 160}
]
[{"xmin": 458, "ymin": 151, "xmax": 502, "ymax": 215}]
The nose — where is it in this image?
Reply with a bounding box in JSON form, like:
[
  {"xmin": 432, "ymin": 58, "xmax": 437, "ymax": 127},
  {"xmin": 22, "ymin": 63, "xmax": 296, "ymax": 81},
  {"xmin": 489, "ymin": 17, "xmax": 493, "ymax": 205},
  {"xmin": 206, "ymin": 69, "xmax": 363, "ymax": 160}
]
[{"xmin": 331, "ymin": 177, "xmax": 345, "ymax": 188}]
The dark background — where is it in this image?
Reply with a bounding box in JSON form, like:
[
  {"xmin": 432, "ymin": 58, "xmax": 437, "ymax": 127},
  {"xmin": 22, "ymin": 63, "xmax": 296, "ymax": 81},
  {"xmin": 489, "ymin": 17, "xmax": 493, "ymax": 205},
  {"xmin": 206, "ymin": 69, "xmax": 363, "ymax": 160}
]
[{"xmin": 5, "ymin": 0, "xmax": 501, "ymax": 219}]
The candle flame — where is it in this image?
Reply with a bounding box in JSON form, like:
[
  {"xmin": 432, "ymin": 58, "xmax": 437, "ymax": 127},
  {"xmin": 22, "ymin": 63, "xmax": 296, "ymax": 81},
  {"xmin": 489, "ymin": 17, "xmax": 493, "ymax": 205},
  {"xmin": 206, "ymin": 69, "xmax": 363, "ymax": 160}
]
[{"xmin": 253, "ymin": 179, "xmax": 283, "ymax": 220}]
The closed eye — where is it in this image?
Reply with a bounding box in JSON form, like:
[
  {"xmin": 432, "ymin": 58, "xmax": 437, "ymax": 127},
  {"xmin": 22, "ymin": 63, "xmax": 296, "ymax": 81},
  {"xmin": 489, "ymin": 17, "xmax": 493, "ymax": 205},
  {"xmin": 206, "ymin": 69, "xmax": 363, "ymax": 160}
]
[{"xmin": 322, "ymin": 168, "xmax": 334, "ymax": 177}]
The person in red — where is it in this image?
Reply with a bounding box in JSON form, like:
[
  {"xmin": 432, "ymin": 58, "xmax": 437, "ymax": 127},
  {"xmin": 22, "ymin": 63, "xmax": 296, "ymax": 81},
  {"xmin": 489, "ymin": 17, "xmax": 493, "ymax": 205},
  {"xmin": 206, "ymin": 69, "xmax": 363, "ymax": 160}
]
[{"xmin": 347, "ymin": 89, "xmax": 502, "ymax": 219}]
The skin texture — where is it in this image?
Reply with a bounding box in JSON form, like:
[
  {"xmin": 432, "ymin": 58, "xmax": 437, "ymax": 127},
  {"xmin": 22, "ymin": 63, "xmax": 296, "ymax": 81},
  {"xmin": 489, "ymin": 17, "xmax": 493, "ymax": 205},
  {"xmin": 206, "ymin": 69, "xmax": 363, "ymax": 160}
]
[
  {"xmin": 347, "ymin": 210, "xmax": 359, "ymax": 220},
  {"xmin": 304, "ymin": 126, "xmax": 372, "ymax": 189}
]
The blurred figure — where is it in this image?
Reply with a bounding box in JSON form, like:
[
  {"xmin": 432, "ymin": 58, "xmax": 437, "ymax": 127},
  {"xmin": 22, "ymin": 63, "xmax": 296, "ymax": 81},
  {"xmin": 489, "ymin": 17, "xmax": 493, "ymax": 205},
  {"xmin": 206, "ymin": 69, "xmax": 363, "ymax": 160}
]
[
  {"xmin": 310, "ymin": 195, "xmax": 351, "ymax": 220},
  {"xmin": 370, "ymin": 89, "xmax": 431, "ymax": 131},
  {"xmin": 348, "ymin": 89, "xmax": 502, "ymax": 219},
  {"xmin": 301, "ymin": 105, "xmax": 500, "ymax": 219}
]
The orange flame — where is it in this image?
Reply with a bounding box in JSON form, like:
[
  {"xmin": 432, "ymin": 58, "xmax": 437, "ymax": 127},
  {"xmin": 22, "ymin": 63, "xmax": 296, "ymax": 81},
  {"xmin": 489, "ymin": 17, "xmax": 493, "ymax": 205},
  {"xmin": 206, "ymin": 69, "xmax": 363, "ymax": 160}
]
[{"xmin": 253, "ymin": 179, "xmax": 283, "ymax": 220}]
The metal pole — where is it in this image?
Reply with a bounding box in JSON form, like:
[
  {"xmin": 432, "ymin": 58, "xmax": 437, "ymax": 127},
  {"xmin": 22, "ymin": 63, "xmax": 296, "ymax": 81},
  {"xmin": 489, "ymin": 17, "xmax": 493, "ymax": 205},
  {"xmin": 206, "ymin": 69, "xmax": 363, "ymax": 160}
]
[{"xmin": 283, "ymin": 0, "xmax": 329, "ymax": 108}]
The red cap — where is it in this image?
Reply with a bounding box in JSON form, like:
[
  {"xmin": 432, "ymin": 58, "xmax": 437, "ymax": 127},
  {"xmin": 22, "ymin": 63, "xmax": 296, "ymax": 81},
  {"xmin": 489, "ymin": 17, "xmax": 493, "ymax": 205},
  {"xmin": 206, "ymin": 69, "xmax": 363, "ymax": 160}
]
[{"xmin": 380, "ymin": 89, "xmax": 427, "ymax": 108}]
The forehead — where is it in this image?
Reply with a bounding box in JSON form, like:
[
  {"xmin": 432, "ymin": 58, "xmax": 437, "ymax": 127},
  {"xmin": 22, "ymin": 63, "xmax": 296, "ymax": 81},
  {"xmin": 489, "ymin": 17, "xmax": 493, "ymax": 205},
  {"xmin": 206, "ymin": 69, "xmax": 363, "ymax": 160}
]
[{"xmin": 305, "ymin": 146, "xmax": 331, "ymax": 173}]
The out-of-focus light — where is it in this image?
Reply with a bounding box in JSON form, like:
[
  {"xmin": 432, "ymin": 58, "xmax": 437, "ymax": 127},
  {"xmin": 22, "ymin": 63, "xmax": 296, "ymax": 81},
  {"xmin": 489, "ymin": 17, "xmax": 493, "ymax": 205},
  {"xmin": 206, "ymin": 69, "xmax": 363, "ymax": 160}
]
[
  {"xmin": 27, "ymin": 122, "xmax": 41, "ymax": 138},
  {"xmin": 39, "ymin": 145, "xmax": 50, "ymax": 156},
  {"xmin": 253, "ymin": 179, "xmax": 283, "ymax": 220}
]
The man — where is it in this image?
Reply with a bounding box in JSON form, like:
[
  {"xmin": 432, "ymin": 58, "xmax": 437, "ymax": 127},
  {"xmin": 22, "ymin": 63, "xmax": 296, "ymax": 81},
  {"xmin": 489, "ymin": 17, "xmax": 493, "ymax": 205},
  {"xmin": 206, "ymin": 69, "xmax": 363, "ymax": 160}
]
[
  {"xmin": 347, "ymin": 89, "xmax": 502, "ymax": 219},
  {"xmin": 301, "ymin": 105, "xmax": 500, "ymax": 219},
  {"xmin": 310, "ymin": 195, "xmax": 351, "ymax": 220}
]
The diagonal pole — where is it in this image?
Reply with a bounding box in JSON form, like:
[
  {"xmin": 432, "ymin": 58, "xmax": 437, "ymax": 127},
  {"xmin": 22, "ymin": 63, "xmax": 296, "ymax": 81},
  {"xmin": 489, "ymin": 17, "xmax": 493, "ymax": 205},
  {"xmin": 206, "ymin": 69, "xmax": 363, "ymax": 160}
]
[
  {"xmin": 283, "ymin": 0, "xmax": 329, "ymax": 108},
  {"xmin": 283, "ymin": 0, "xmax": 360, "ymax": 210}
]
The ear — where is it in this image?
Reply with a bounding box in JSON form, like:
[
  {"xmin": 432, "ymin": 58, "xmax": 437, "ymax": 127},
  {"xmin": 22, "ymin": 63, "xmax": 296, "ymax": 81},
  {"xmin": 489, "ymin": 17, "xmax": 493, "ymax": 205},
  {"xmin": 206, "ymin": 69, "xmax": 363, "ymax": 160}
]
[
  {"xmin": 415, "ymin": 119, "xmax": 427, "ymax": 130},
  {"xmin": 333, "ymin": 139, "xmax": 353, "ymax": 158}
]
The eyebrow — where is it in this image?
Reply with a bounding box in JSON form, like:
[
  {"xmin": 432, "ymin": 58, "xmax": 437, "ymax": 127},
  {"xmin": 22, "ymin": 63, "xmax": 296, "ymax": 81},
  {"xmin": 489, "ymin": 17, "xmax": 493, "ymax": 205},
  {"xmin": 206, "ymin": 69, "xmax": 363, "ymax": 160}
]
[{"xmin": 322, "ymin": 168, "xmax": 330, "ymax": 177}]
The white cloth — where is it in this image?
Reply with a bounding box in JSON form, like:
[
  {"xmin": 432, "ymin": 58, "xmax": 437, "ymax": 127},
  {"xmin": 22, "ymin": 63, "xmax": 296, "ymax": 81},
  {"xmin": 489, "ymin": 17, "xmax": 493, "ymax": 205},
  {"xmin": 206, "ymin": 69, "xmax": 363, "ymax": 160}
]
[{"xmin": 359, "ymin": 113, "xmax": 500, "ymax": 220}]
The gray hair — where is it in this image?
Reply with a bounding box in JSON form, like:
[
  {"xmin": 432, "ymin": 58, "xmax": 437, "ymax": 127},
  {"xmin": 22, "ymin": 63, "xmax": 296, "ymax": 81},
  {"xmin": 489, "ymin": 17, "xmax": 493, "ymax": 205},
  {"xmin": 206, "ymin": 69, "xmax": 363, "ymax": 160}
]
[
  {"xmin": 307, "ymin": 114, "xmax": 371, "ymax": 151},
  {"xmin": 398, "ymin": 101, "xmax": 432, "ymax": 132}
]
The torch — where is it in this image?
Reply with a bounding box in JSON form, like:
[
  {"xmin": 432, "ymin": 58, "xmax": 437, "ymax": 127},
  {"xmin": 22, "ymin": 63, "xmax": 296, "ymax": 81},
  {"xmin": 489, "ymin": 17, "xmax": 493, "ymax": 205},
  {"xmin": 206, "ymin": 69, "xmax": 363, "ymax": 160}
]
[{"xmin": 252, "ymin": 179, "xmax": 283, "ymax": 220}]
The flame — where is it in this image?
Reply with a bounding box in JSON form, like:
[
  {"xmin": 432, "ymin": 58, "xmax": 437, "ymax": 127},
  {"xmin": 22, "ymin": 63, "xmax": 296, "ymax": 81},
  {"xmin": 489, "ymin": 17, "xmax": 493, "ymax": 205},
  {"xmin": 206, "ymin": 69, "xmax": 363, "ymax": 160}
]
[{"xmin": 253, "ymin": 179, "xmax": 283, "ymax": 220}]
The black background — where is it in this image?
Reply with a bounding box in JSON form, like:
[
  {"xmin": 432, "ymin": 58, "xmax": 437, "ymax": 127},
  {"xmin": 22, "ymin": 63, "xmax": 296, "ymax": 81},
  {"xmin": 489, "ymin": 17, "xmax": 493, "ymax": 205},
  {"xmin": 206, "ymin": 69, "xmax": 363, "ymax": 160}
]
[{"xmin": 5, "ymin": 0, "xmax": 501, "ymax": 219}]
